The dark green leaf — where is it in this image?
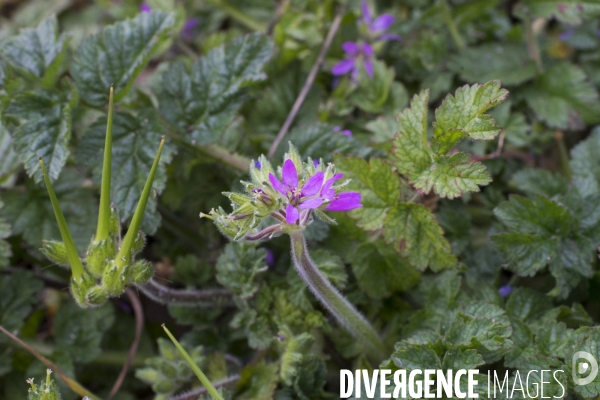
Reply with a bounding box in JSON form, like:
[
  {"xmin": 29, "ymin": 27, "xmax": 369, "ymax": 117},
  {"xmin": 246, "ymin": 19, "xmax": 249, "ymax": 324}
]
[{"xmin": 0, "ymin": 271, "xmax": 43, "ymax": 343}]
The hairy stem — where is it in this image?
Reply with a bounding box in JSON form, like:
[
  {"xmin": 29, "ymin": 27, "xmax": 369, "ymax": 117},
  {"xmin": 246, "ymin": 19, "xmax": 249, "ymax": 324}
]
[
  {"xmin": 137, "ymin": 278, "xmax": 233, "ymax": 307},
  {"xmin": 439, "ymin": 0, "xmax": 465, "ymax": 49},
  {"xmin": 289, "ymin": 231, "xmax": 385, "ymax": 358},
  {"xmin": 170, "ymin": 374, "xmax": 240, "ymax": 400}
]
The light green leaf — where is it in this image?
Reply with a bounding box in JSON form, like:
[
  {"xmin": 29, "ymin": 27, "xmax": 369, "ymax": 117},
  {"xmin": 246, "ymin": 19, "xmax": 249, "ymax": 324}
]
[
  {"xmin": 412, "ymin": 153, "xmax": 491, "ymax": 199},
  {"xmin": 5, "ymin": 89, "xmax": 74, "ymax": 183},
  {"xmin": 492, "ymin": 232, "xmax": 559, "ymax": 276},
  {"xmin": 0, "ymin": 271, "xmax": 43, "ymax": 343},
  {"xmin": 350, "ymin": 59, "xmax": 396, "ymax": 114},
  {"xmin": 352, "ymin": 241, "xmax": 420, "ymax": 298},
  {"xmin": 72, "ymin": 11, "xmax": 175, "ymax": 107},
  {"xmin": 444, "ymin": 314, "xmax": 511, "ymax": 353},
  {"xmin": 511, "ymin": 169, "xmax": 569, "ymax": 198},
  {"xmin": 332, "ymin": 155, "xmax": 401, "ymax": 231},
  {"xmin": 519, "ymin": 0, "xmax": 600, "ymax": 25},
  {"xmin": 159, "ymin": 33, "xmax": 274, "ymax": 145},
  {"xmin": 524, "ymin": 63, "xmax": 600, "ymax": 129},
  {"xmin": 570, "ymin": 127, "xmax": 600, "ymax": 197},
  {"xmin": 565, "ymin": 327, "xmax": 600, "ymax": 397},
  {"xmin": 77, "ymin": 110, "xmax": 174, "ymax": 234},
  {"xmin": 215, "ymin": 242, "xmax": 266, "ymax": 299},
  {"xmin": 433, "ymin": 80, "xmax": 508, "ymax": 154},
  {"xmin": 390, "ymin": 344, "xmax": 442, "ymax": 371},
  {"xmin": 493, "ymin": 195, "xmax": 572, "ymax": 236},
  {"xmin": 383, "ymin": 203, "xmax": 457, "ymax": 271},
  {"xmin": 0, "ymin": 15, "xmax": 67, "ymax": 83},
  {"xmin": 390, "ymin": 90, "xmax": 432, "ymax": 178},
  {"xmin": 505, "ymin": 288, "xmax": 553, "ymax": 323},
  {"xmin": 0, "ymin": 124, "xmax": 19, "ymax": 183},
  {"xmin": 441, "ymin": 348, "xmax": 485, "ymax": 371},
  {"xmin": 365, "ymin": 115, "xmax": 400, "ymax": 144}
]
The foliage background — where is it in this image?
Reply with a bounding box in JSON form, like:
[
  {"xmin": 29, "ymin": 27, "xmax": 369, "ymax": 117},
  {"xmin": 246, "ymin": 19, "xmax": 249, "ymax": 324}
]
[{"xmin": 2, "ymin": 0, "xmax": 600, "ymax": 398}]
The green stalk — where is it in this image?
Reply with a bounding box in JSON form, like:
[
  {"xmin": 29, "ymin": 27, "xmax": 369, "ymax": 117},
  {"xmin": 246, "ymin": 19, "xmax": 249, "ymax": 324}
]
[
  {"xmin": 95, "ymin": 85, "xmax": 114, "ymax": 241},
  {"xmin": 439, "ymin": 0, "xmax": 465, "ymax": 49},
  {"xmin": 289, "ymin": 231, "xmax": 385, "ymax": 358},
  {"xmin": 162, "ymin": 324, "xmax": 225, "ymax": 400},
  {"xmin": 39, "ymin": 159, "xmax": 85, "ymax": 281},
  {"xmin": 115, "ymin": 137, "xmax": 165, "ymax": 269}
]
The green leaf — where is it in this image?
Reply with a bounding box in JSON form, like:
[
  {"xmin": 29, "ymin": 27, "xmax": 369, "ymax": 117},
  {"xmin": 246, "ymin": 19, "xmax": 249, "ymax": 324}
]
[
  {"xmin": 365, "ymin": 115, "xmax": 399, "ymax": 145},
  {"xmin": 215, "ymin": 242, "xmax": 266, "ymax": 298},
  {"xmin": 510, "ymin": 169, "xmax": 569, "ymax": 198},
  {"xmin": 0, "ymin": 15, "xmax": 68, "ymax": 83},
  {"xmin": 412, "ymin": 153, "xmax": 491, "ymax": 199},
  {"xmin": 493, "ymin": 195, "xmax": 571, "ymax": 236},
  {"xmin": 53, "ymin": 301, "xmax": 115, "ymax": 363},
  {"xmin": 448, "ymin": 44, "xmax": 537, "ymax": 86},
  {"xmin": 565, "ymin": 327, "xmax": 600, "ymax": 397},
  {"xmin": 0, "ymin": 124, "xmax": 20, "ymax": 182},
  {"xmin": 0, "ymin": 201, "xmax": 12, "ymax": 268},
  {"xmin": 519, "ymin": 0, "xmax": 600, "ymax": 25},
  {"xmin": 433, "ymin": 80, "xmax": 508, "ymax": 154},
  {"xmin": 5, "ymin": 89, "xmax": 74, "ymax": 183},
  {"xmin": 390, "ymin": 90, "xmax": 433, "ymax": 179},
  {"xmin": 441, "ymin": 348, "xmax": 485, "ymax": 371},
  {"xmin": 383, "ymin": 203, "xmax": 457, "ymax": 271},
  {"xmin": 0, "ymin": 168, "xmax": 96, "ymax": 252},
  {"xmin": 570, "ymin": 127, "xmax": 600, "ymax": 197},
  {"xmin": 524, "ymin": 63, "xmax": 600, "ymax": 129},
  {"xmin": 352, "ymin": 241, "xmax": 420, "ymax": 298},
  {"xmin": 237, "ymin": 361, "xmax": 278, "ymax": 400},
  {"xmin": 72, "ymin": 11, "xmax": 175, "ymax": 107},
  {"xmin": 332, "ymin": 155, "xmax": 401, "ymax": 231},
  {"xmin": 159, "ymin": 33, "xmax": 274, "ymax": 145},
  {"xmin": 492, "ymin": 232, "xmax": 559, "ymax": 276},
  {"xmin": 505, "ymin": 288, "xmax": 553, "ymax": 323},
  {"xmin": 444, "ymin": 313, "xmax": 511, "ymax": 355},
  {"xmin": 349, "ymin": 59, "xmax": 396, "ymax": 114},
  {"xmin": 0, "ymin": 271, "xmax": 43, "ymax": 343},
  {"xmin": 390, "ymin": 343, "xmax": 442, "ymax": 371},
  {"xmin": 77, "ymin": 110, "xmax": 174, "ymax": 233}
]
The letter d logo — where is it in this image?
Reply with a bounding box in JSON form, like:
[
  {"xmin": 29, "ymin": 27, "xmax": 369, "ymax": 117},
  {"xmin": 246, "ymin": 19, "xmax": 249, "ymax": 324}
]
[{"xmin": 573, "ymin": 351, "xmax": 598, "ymax": 386}]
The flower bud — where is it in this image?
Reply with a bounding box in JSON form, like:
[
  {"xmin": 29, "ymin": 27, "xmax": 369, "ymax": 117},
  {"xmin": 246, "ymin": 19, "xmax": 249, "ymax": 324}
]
[
  {"xmin": 109, "ymin": 204, "xmax": 121, "ymax": 238},
  {"xmin": 86, "ymin": 239, "xmax": 116, "ymax": 277},
  {"xmin": 135, "ymin": 367, "xmax": 161, "ymax": 384},
  {"xmin": 157, "ymin": 338, "xmax": 178, "ymax": 361},
  {"xmin": 40, "ymin": 240, "xmax": 69, "ymax": 267},
  {"xmin": 152, "ymin": 379, "xmax": 175, "ymax": 394},
  {"xmin": 127, "ymin": 260, "xmax": 154, "ymax": 284},
  {"xmin": 85, "ymin": 285, "xmax": 108, "ymax": 306},
  {"xmin": 158, "ymin": 360, "xmax": 177, "ymax": 379},
  {"xmin": 70, "ymin": 271, "xmax": 98, "ymax": 308},
  {"xmin": 130, "ymin": 230, "xmax": 146, "ymax": 256},
  {"xmin": 101, "ymin": 261, "xmax": 126, "ymax": 296},
  {"xmin": 27, "ymin": 369, "xmax": 62, "ymax": 400}
]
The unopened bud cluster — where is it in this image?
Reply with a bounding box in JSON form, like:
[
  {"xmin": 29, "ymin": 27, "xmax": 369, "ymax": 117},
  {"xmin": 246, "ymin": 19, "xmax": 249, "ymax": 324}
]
[
  {"xmin": 26, "ymin": 369, "xmax": 62, "ymax": 400},
  {"xmin": 136, "ymin": 338, "xmax": 205, "ymax": 400}
]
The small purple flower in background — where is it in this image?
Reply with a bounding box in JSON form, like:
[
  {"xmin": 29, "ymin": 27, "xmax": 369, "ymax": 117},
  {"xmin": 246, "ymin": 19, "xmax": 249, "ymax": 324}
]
[
  {"xmin": 334, "ymin": 126, "xmax": 352, "ymax": 137},
  {"xmin": 498, "ymin": 285, "xmax": 513, "ymax": 298},
  {"xmin": 140, "ymin": 3, "xmax": 151, "ymax": 13},
  {"xmin": 332, "ymin": 42, "xmax": 374, "ymax": 77},
  {"xmin": 182, "ymin": 18, "xmax": 200, "ymax": 40},
  {"xmin": 265, "ymin": 248, "xmax": 276, "ymax": 268},
  {"xmin": 559, "ymin": 27, "xmax": 574, "ymax": 41},
  {"xmin": 255, "ymin": 160, "xmax": 262, "ymax": 169},
  {"xmin": 361, "ymin": 1, "xmax": 401, "ymax": 42}
]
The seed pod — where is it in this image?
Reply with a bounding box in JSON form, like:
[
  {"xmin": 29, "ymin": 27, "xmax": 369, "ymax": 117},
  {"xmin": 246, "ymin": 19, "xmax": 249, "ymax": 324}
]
[
  {"xmin": 127, "ymin": 259, "xmax": 154, "ymax": 284},
  {"xmin": 70, "ymin": 271, "xmax": 97, "ymax": 308},
  {"xmin": 86, "ymin": 239, "xmax": 116, "ymax": 277},
  {"xmin": 85, "ymin": 285, "xmax": 108, "ymax": 306},
  {"xmin": 40, "ymin": 240, "xmax": 69, "ymax": 267},
  {"xmin": 135, "ymin": 367, "xmax": 161, "ymax": 384},
  {"xmin": 152, "ymin": 379, "xmax": 174, "ymax": 394},
  {"xmin": 101, "ymin": 261, "xmax": 126, "ymax": 296}
]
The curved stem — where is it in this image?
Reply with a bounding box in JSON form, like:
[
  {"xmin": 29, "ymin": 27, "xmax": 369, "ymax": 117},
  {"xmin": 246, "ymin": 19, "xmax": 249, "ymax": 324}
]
[
  {"xmin": 289, "ymin": 231, "xmax": 385, "ymax": 358},
  {"xmin": 439, "ymin": 0, "xmax": 465, "ymax": 49},
  {"xmin": 137, "ymin": 278, "xmax": 233, "ymax": 307}
]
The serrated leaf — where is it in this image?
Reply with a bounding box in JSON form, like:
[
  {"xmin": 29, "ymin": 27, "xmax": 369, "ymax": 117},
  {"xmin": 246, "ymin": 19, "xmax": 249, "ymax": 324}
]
[
  {"xmin": 492, "ymin": 232, "xmax": 559, "ymax": 276},
  {"xmin": 72, "ymin": 11, "xmax": 175, "ymax": 107},
  {"xmin": 77, "ymin": 110, "xmax": 174, "ymax": 234},
  {"xmin": 332, "ymin": 155, "xmax": 401, "ymax": 231},
  {"xmin": 0, "ymin": 201, "xmax": 12, "ymax": 268},
  {"xmin": 390, "ymin": 90, "xmax": 433, "ymax": 178},
  {"xmin": 352, "ymin": 241, "xmax": 420, "ymax": 298},
  {"xmin": 0, "ymin": 15, "xmax": 67, "ymax": 83},
  {"xmin": 564, "ymin": 327, "xmax": 600, "ymax": 397},
  {"xmin": 383, "ymin": 203, "xmax": 457, "ymax": 271},
  {"xmin": 519, "ymin": 0, "xmax": 600, "ymax": 25},
  {"xmin": 5, "ymin": 89, "xmax": 74, "ymax": 183},
  {"xmin": 441, "ymin": 348, "xmax": 485, "ymax": 371},
  {"xmin": 493, "ymin": 195, "xmax": 572, "ymax": 236},
  {"xmin": 390, "ymin": 344, "xmax": 442, "ymax": 371},
  {"xmin": 237, "ymin": 361, "xmax": 278, "ymax": 400},
  {"xmin": 570, "ymin": 127, "xmax": 600, "ymax": 197},
  {"xmin": 366, "ymin": 115, "xmax": 399, "ymax": 144},
  {"xmin": 0, "ymin": 271, "xmax": 43, "ymax": 343},
  {"xmin": 215, "ymin": 242, "xmax": 266, "ymax": 298},
  {"xmin": 412, "ymin": 153, "xmax": 491, "ymax": 199},
  {"xmin": 0, "ymin": 168, "xmax": 96, "ymax": 252},
  {"xmin": 505, "ymin": 288, "xmax": 553, "ymax": 323},
  {"xmin": 511, "ymin": 169, "xmax": 569, "ymax": 198},
  {"xmin": 54, "ymin": 301, "xmax": 115, "ymax": 363},
  {"xmin": 433, "ymin": 80, "xmax": 508, "ymax": 154},
  {"xmin": 524, "ymin": 63, "xmax": 600, "ymax": 129},
  {"xmin": 349, "ymin": 59, "xmax": 396, "ymax": 114},
  {"xmin": 0, "ymin": 124, "xmax": 19, "ymax": 182},
  {"xmin": 444, "ymin": 314, "xmax": 512, "ymax": 353},
  {"xmin": 448, "ymin": 44, "xmax": 537, "ymax": 86},
  {"xmin": 159, "ymin": 33, "xmax": 273, "ymax": 145}
]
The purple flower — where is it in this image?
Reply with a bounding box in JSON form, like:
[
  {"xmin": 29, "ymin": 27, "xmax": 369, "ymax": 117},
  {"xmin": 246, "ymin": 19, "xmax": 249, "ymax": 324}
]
[
  {"xmin": 559, "ymin": 27, "xmax": 574, "ymax": 41},
  {"xmin": 265, "ymin": 248, "xmax": 275, "ymax": 268},
  {"xmin": 268, "ymin": 159, "xmax": 362, "ymax": 224},
  {"xmin": 140, "ymin": 3, "xmax": 151, "ymax": 13},
  {"xmin": 332, "ymin": 42, "xmax": 374, "ymax": 78},
  {"xmin": 255, "ymin": 160, "xmax": 261, "ymax": 169},
  {"xmin": 182, "ymin": 18, "xmax": 200, "ymax": 40},
  {"xmin": 334, "ymin": 126, "xmax": 352, "ymax": 137},
  {"xmin": 361, "ymin": 1, "xmax": 401, "ymax": 42},
  {"xmin": 498, "ymin": 285, "xmax": 513, "ymax": 298}
]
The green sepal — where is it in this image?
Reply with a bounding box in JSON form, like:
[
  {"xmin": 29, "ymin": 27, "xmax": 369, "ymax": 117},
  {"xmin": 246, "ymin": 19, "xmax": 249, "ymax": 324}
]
[
  {"xmin": 70, "ymin": 270, "xmax": 98, "ymax": 308},
  {"xmin": 249, "ymin": 155, "xmax": 274, "ymax": 186},
  {"xmin": 40, "ymin": 240, "xmax": 69, "ymax": 267},
  {"xmin": 152, "ymin": 380, "xmax": 174, "ymax": 394},
  {"xmin": 127, "ymin": 259, "xmax": 154, "ymax": 285},
  {"xmin": 312, "ymin": 209, "xmax": 338, "ymax": 225},
  {"xmin": 131, "ymin": 230, "xmax": 146, "ymax": 256},
  {"xmin": 27, "ymin": 369, "xmax": 62, "ymax": 400},
  {"xmin": 101, "ymin": 260, "xmax": 126, "ymax": 296},
  {"xmin": 86, "ymin": 239, "xmax": 116, "ymax": 277},
  {"xmin": 85, "ymin": 285, "xmax": 108, "ymax": 307},
  {"xmin": 135, "ymin": 368, "xmax": 161, "ymax": 384},
  {"xmin": 115, "ymin": 138, "xmax": 165, "ymax": 269}
]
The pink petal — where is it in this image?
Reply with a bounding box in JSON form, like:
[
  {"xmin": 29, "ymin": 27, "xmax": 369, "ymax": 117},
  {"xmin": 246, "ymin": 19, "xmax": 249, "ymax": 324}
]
[
  {"xmin": 371, "ymin": 14, "xmax": 394, "ymax": 32},
  {"xmin": 282, "ymin": 159, "xmax": 298, "ymax": 189},
  {"xmin": 362, "ymin": 43, "xmax": 373, "ymax": 56},
  {"xmin": 341, "ymin": 130, "xmax": 352, "ymax": 137},
  {"xmin": 342, "ymin": 41, "xmax": 360, "ymax": 55},
  {"xmin": 286, "ymin": 204, "xmax": 299, "ymax": 224},
  {"xmin": 301, "ymin": 172, "xmax": 324, "ymax": 197},
  {"xmin": 326, "ymin": 192, "xmax": 363, "ymax": 211},
  {"xmin": 269, "ymin": 173, "xmax": 287, "ymax": 196},
  {"xmin": 299, "ymin": 198, "xmax": 323, "ymax": 209},
  {"xmin": 362, "ymin": 1, "xmax": 372, "ymax": 25},
  {"xmin": 320, "ymin": 173, "xmax": 343, "ymax": 200},
  {"xmin": 364, "ymin": 58, "xmax": 374, "ymax": 78},
  {"xmin": 332, "ymin": 58, "xmax": 356, "ymax": 75}
]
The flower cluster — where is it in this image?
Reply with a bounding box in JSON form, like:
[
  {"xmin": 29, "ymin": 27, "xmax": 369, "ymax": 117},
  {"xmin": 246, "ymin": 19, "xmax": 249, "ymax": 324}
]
[{"xmin": 205, "ymin": 144, "xmax": 362, "ymax": 241}]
